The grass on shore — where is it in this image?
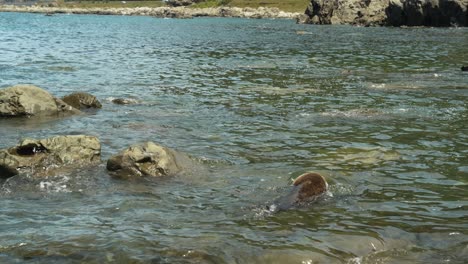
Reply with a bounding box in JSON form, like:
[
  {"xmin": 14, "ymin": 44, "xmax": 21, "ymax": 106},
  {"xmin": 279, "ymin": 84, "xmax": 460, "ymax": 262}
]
[
  {"xmin": 53, "ymin": 1, "xmax": 166, "ymax": 9},
  {"xmin": 228, "ymin": 0, "xmax": 309, "ymax": 13},
  {"xmin": 47, "ymin": 0, "xmax": 308, "ymax": 12}
]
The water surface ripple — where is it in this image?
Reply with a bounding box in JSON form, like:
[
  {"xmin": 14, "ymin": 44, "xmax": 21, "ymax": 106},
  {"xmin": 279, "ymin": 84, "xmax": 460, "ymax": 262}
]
[{"xmin": 0, "ymin": 12, "xmax": 467, "ymax": 264}]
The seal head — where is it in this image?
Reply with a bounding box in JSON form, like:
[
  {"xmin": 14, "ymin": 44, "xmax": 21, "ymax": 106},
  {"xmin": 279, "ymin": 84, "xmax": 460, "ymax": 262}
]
[
  {"xmin": 293, "ymin": 172, "xmax": 328, "ymax": 202},
  {"xmin": 271, "ymin": 172, "xmax": 328, "ymax": 212}
]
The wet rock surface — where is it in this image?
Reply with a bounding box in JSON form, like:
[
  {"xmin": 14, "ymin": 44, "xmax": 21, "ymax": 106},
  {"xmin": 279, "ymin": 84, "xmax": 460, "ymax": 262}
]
[
  {"xmin": 107, "ymin": 141, "xmax": 192, "ymax": 179},
  {"xmin": 0, "ymin": 135, "xmax": 101, "ymax": 178},
  {"xmin": 0, "ymin": 85, "xmax": 80, "ymax": 117},
  {"xmin": 62, "ymin": 92, "xmax": 102, "ymax": 110}
]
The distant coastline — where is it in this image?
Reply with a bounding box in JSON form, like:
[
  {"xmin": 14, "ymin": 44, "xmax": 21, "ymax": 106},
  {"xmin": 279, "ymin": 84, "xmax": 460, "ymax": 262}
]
[{"xmin": 0, "ymin": 5, "xmax": 301, "ymax": 19}]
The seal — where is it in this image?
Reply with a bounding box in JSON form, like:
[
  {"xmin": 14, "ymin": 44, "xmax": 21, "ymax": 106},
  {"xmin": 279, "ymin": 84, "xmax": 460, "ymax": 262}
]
[
  {"xmin": 461, "ymin": 66, "xmax": 468, "ymax": 72},
  {"xmin": 292, "ymin": 172, "xmax": 328, "ymax": 202},
  {"xmin": 269, "ymin": 172, "xmax": 328, "ymax": 212}
]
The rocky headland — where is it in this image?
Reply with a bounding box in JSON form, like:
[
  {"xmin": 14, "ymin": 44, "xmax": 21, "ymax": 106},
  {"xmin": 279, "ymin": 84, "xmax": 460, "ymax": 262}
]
[
  {"xmin": 0, "ymin": 5, "xmax": 300, "ymax": 19},
  {"xmin": 302, "ymin": 0, "xmax": 468, "ymax": 26}
]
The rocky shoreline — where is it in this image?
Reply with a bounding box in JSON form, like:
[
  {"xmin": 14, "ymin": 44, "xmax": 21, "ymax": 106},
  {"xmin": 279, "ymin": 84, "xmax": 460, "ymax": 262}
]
[
  {"xmin": 0, "ymin": 5, "xmax": 301, "ymax": 19},
  {"xmin": 302, "ymin": 0, "xmax": 468, "ymax": 27}
]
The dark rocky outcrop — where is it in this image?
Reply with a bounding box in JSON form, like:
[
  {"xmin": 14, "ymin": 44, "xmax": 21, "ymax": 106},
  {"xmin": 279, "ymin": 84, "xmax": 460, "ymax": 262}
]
[
  {"xmin": 107, "ymin": 141, "xmax": 192, "ymax": 179},
  {"xmin": 0, "ymin": 135, "xmax": 101, "ymax": 178},
  {"xmin": 62, "ymin": 92, "xmax": 102, "ymax": 110},
  {"xmin": 0, "ymin": 85, "xmax": 81, "ymax": 117},
  {"xmin": 303, "ymin": 0, "xmax": 467, "ymax": 27}
]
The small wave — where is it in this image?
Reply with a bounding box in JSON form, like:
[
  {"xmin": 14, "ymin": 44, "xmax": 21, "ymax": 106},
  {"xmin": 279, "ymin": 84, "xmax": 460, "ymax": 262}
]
[
  {"xmin": 367, "ymin": 82, "xmax": 421, "ymax": 90},
  {"xmin": 39, "ymin": 175, "xmax": 71, "ymax": 193},
  {"xmin": 320, "ymin": 109, "xmax": 385, "ymax": 119}
]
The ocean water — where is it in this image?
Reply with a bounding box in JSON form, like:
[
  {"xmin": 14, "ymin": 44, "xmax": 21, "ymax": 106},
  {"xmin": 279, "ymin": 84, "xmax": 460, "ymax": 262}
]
[{"xmin": 0, "ymin": 12, "xmax": 467, "ymax": 263}]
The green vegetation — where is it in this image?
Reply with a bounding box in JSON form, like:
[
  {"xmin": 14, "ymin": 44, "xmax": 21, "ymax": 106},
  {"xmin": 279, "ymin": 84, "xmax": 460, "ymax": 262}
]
[
  {"xmin": 45, "ymin": 0, "xmax": 309, "ymax": 12},
  {"xmin": 57, "ymin": 1, "xmax": 166, "ymax": 9},
  {"xmin": 191, "ymin": 0, "xmax": 231, "ymax": 8},
  {"xmin": 191, "ymin": 0, "xmax": 309, "ymax": 12},
  {"xmin": 227, "ymin": 0, "xmax": 309, "ymax": 13}
]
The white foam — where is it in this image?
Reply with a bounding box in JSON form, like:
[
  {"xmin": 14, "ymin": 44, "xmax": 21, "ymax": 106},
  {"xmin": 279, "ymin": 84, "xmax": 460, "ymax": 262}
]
[{"xmin": 39, "ymin": 176, "xmax": 71, "ymax": 193}]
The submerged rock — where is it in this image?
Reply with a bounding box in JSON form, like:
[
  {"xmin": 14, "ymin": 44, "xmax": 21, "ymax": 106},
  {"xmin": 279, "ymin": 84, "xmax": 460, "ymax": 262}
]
[
  {"xmin": 0, "ymin": 135, "xmax": 101, "ymax": 178},
  {"xmin": 62, "ymin": 92, "xmax": 102, "ymax": 110},
  {"xmin": 270, "ymin": 172, "xmax": 329, "ymax": 212},
  {"xmin": 111, "ymin": 98, "xmax": 139, "ymax": 105},
  {"xmin": 303, "ymin": 0, "xmax": 468, "ymax": 27},
  {"xmin": 0, "ymin": 85, "xmax": 80, "ymax": 117},
  {"xmin": 107, "ymin": 141, "xmax": 191, "ymax": 179}
]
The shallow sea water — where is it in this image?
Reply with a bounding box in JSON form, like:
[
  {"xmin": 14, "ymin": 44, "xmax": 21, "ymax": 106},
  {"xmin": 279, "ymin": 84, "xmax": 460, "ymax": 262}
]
[{"xmin": 0, "ymin": 12, "xmax": 467, "ymax": 263}]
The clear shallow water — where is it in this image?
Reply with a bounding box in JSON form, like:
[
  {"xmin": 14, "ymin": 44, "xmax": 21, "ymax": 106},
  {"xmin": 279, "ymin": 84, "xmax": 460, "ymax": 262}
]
[{"xmin": 0, "ymin": 12, "xmax": 467, "ymax": 263}]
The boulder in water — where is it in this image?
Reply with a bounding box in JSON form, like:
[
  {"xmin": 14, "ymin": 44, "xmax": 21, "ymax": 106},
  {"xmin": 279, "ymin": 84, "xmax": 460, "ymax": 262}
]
[
  {"xmin": 62, "ymin": 92, "xmax": 102, "ymax": 110},
  {"xmin": 0, "ymin": 85, "xmax": 80, "ymax": 117},
  {"xmin": 0, "ymin": 135, "xmax": 101, "ymax": 178},
  {"xmin": 107, "ymin": 141, "xmax": 191, "ymax": 179}
]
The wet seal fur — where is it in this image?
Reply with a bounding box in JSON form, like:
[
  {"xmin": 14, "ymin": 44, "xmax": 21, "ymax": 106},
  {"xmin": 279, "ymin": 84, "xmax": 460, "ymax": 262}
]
[{"xmin": 268, "ymin": 172, "xmax": 328, "ymax": 212}]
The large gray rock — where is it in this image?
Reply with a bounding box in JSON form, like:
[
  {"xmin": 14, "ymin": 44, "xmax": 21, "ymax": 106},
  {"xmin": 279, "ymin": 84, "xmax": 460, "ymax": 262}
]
[
  {"xmin": 107, "ymin": 141, "xmax": 191, "ymax": 179},
  {"xmin": 62, "ymin": 92, "xmax": 102, "ymax": 110},
  {"xmin": 0, "ymin": 135, "xmax": 101, "ymax": 178},
  {"xmin": 303, "ymin": 0, "xmax": 467, "ymax": 26},
  {"xmin": 304, "ymin": 0, "xmax": 389, "ymax": 25},
  {"xmin": 0, "ymin": 85, "xmax": 81, "ymax": 117},
  {"xmin": 387, "ymin": 0, "xmax": 467, "ymax": 26}
]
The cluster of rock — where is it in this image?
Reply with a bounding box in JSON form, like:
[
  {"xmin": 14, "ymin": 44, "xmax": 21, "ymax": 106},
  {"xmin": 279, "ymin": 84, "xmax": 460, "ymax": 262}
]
[
  {"xmin": 301, "ymin": 0, "xmax": 467, "ymax": 27},
  {"xmin": 0, "ymin": 5, "xmax": 300, "ymax": 19},
  {"xmin": 0, "ymin": 85, "xmax": 186, "ymax": 180},
  {"xmin": 0, "ymin": 136, "xmax": 187, "ymax": 180},
  {"xmin": 0, "ymin": 84, "xmax": 330, "ymax": 210}
]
